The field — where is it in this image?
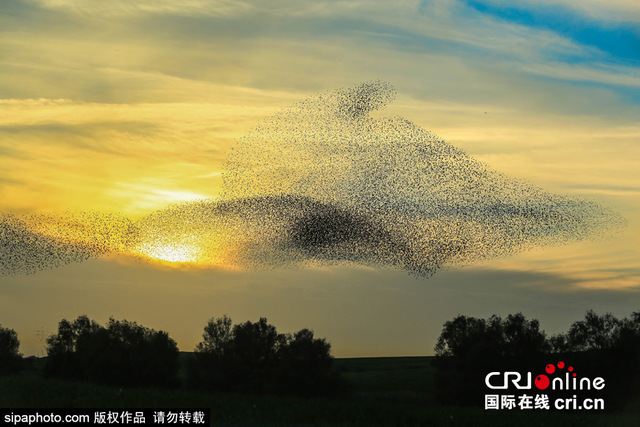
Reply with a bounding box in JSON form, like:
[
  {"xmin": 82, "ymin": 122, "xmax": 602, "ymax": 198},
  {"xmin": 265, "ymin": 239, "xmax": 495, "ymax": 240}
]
[{"xmin": 0, "ymin": 356, "xmax": 638, "ymax": 426}]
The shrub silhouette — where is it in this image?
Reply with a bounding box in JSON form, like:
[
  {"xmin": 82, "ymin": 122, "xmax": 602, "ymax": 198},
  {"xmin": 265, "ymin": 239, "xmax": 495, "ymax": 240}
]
[
  {"xmin": 0, "ymin": 324, "xmax": 23, "ymax": 374},
  {"xmin": 188, "ymin": 316, "xmax": 340, "ymax": 395},
  {"xmin": 45, "ymin": 315, "xmax": 179, "ymax": 387}
]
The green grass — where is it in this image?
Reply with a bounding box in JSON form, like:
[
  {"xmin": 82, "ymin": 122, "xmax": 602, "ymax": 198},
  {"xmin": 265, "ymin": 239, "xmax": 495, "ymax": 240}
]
[{"xmin": 0, "ymin": 356, "xmax": 638, "ymax": 426}]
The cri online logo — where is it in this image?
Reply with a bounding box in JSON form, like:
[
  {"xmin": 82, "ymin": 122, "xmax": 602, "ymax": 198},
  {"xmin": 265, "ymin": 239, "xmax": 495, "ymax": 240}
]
[{"xmin": 486, "ymin": 361, "xmax": 605, "ymax": 391}]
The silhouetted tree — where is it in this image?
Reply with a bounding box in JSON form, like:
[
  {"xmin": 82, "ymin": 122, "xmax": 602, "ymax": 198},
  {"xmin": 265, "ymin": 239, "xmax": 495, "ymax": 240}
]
[
  {"xmin": 502, "ymin": 313, "xmax": 550, "ymax": 356},
  {"xmin": 0, "ymin": 324, "xmax": 23, "ymax": 374},
  {"xmin": 433, "ymin": 310, "xmax": 640, "ymax": 408},
  {"xmin": 229, "ymin": 317, "xmax": 288, "ymax": 391},
  {"xmin": 45, "ymin": 315, "xmax": 179, "ymax": 388},
  {"xmin": 279, "ymin": 328, "xmax": 338, "ymax": 395},
  {"xmin": 195, "ymin": 315, "xmax": 233, "ymax": 359},
  {"xmin": 189, "ymin": 316, "xmax": 286, "ymax": 392},
  {"xmin": 550, "ymin": 310, "xmax": 640, "ymax": 354},
  {"xmin": 566, "ymin": 310, "xmax": 621, "ymax": 351},
  {"xmin": 549, "ymin": 332, "xmax": 571, "ymax": 353},
  {"xmin": 433, "ymin": 313, "xmax": 549, "ymax": 404},
  {"xmin": 551, "ymin": 310, "xmax": 640, "ymax": 409},
  {"xmin": 188, "ymin": 316, "xmax": 340, "ymax": 395},
  {"xmin": 608, "ymin": 311, "xmax": 640, "ymax": 401},
  {"xmin": 618, "ymin": 311, "xmax": 640, "ymax": 348}
]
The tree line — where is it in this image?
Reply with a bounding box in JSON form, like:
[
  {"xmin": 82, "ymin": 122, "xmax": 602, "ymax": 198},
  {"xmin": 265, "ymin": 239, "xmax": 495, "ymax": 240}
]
[
  {"xmin": 433, "ymin": 310, "xmax": 640, "ymax": 408},
  {"xmin": 0, "ymin": 315, "xmax": 341, "ymax": 395},
  {"xmin": 2, "ymin": 309, "xmax": 638, "ymax": 403}
]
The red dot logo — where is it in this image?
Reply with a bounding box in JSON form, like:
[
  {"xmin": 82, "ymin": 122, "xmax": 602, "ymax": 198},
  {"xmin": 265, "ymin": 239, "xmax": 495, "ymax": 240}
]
[
  {"xmin": 558, "ymin": 361, "xmax": 565, "ymax": 369},
  {"xmin": 568, "ymin": 366, "xmax": 573, "ymax": 372},
  {"xmin": 545, "ymin": 364, "xmax": 555, "ymax": 374},
  {"xmin": 535, "ymin": 374, "xmax": 550, "ymax": 390}
]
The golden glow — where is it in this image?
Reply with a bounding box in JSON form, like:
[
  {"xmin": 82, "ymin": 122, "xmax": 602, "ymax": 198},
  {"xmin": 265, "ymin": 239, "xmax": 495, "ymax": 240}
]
[
  {"xmin": 0, "ymin": 99, "xmax": 279, "ymax": 216},
  {"xmin": 138, "ymin": 243, "xmax": 200, "ymax": 264},
  {"xmin": 13, "ymin": 208, "xmax": 244, "ymax": 270},
  {"xmin": 132, "ymin": 231, "xmax": 239, "ymax": 269}
]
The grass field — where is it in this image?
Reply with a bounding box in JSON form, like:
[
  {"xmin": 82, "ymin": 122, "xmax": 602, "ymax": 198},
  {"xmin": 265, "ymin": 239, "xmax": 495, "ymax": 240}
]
[{"xmin": 1, "ymin": 356, "xmax": 638, "ymax": 426}]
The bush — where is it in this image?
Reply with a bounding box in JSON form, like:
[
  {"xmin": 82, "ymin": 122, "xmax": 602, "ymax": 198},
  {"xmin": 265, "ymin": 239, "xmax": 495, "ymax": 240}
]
[
  {"xmin": 45, "ymin": 315, "xmax": 179, "ymax": 388},
  {"xmin": 0, "ymin": 325, "xmax": 23, "ymax": 374},
  {"xmin": 188, "ymin": 316, "xmax": 341, "ymax": 395}
]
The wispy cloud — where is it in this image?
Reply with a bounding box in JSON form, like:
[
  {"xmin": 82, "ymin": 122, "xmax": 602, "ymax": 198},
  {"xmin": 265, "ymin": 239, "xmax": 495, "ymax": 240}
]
[
  {"xmin": 6, "ymin": 0, "xmax": 638, "ymax": 110},
  {"xmin": 23, "ymin": 0, "xmax": 255, "ymax": 17},
  {"xmin": 0, "ymin": 98, "xmax": 277, "ymax": 214}
]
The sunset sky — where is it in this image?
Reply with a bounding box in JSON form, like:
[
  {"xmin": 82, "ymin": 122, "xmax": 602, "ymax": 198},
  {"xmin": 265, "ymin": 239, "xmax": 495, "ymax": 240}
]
[{"xmin": 1, "ymin": 0, "xmax": 639, "ymax": 357}]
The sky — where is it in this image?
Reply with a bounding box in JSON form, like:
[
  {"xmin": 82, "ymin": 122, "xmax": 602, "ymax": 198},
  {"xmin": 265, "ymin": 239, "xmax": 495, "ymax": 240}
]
[{"xmin": 1, "ymin": 0, "xmax": 639, "ymax": 357}]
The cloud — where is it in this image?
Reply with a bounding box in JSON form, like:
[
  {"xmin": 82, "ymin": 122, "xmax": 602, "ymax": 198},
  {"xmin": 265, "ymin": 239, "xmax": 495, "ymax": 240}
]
[
  {"xmin": 522, "ymin": 62, "xmax": 640, "ymax": 88},
  {"xmin": 28, "ymin": 0, "xmax": 639, "ymax": 24},
  {"xmin": 23, "ymin": 0, "xmax": 254, "ymax": 17},
  {"xmin": 0, "ymin": 97, "xmax": 282, "ymax": 214},
  {"xmin": 6, "ymin": 0, "xmax": 638, "ymax": 119}
]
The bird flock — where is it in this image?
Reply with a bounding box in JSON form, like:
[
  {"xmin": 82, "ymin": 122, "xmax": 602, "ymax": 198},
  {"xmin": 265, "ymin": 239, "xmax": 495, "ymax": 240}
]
[{"xmin": 0, "ymin": 82, "xmax": 625, "ymax": 276}]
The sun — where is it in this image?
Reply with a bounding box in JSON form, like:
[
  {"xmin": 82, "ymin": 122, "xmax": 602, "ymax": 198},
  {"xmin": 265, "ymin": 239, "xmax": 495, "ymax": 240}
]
[
  {"xmin": 131, "ymin": 230, "xmax": 239, "ymax": 269},
  {"xmin": 138, "ymin": 243, "xmax": 200, "ymax": 264}
]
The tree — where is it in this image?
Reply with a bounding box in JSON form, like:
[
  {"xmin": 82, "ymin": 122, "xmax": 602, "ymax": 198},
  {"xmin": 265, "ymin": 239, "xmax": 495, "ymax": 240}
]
[
  {"xmin": 231, "ymin": 317, "xmax": 287, "ymax": 367},
  {"xmin": 188, "ymin": 316, "xmax": 340, "ymax": 395},
  {"xmin": 280, "ymin": 328, "xmax": 337, "ymax": 394},
  {"xmin": 189, "ymin": 316, "xmax": 286, "ymax": 392},
  {"xmin": 549, "ymin": 333, "xmax": 570, "ymax": 353},
  {"xmin": 559, "ymin": 310, "xmax": 640, "ymax": 408},
  {"xmin": 502, "ymin": 313, "xmax": 550, "ymax": 356},
  {"xmin": 0, "ymin": 324, "xmax": 22, "ymax": 374},
  {"xmin": 435, "ymin": 313, "xmax": 549, "ymax": 359},
  {"xmin": 618, "ymin": 311, "xmax": 640, "ymax": 348},
  {"xmin": 45, "ymin": 315, "xmax": 179, "ymax": 388},
  {"xmin": 195, "ymin": 315, "xmax": 233, "ymax": 359},
  {"xmin": 435, "ymin": 315, "xmax": 499, "ymax": 358},
  {"xmin": 45, "ymin": 315, "xmax": 100, "ymax": 379},
  {"xmin": 433, "ymin": 310, "xmax": 640, "ymax": 408},
  {"xmin": 226, "ymin": 317, "xmax": 288, "ymax": 392},
  {"xmin": 433, "ymin": 313, "xmax": 549, "ymax": 404},
  {"xmin": 566, "ymin": 310, "xmax": 621, "ymax": 351}
]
